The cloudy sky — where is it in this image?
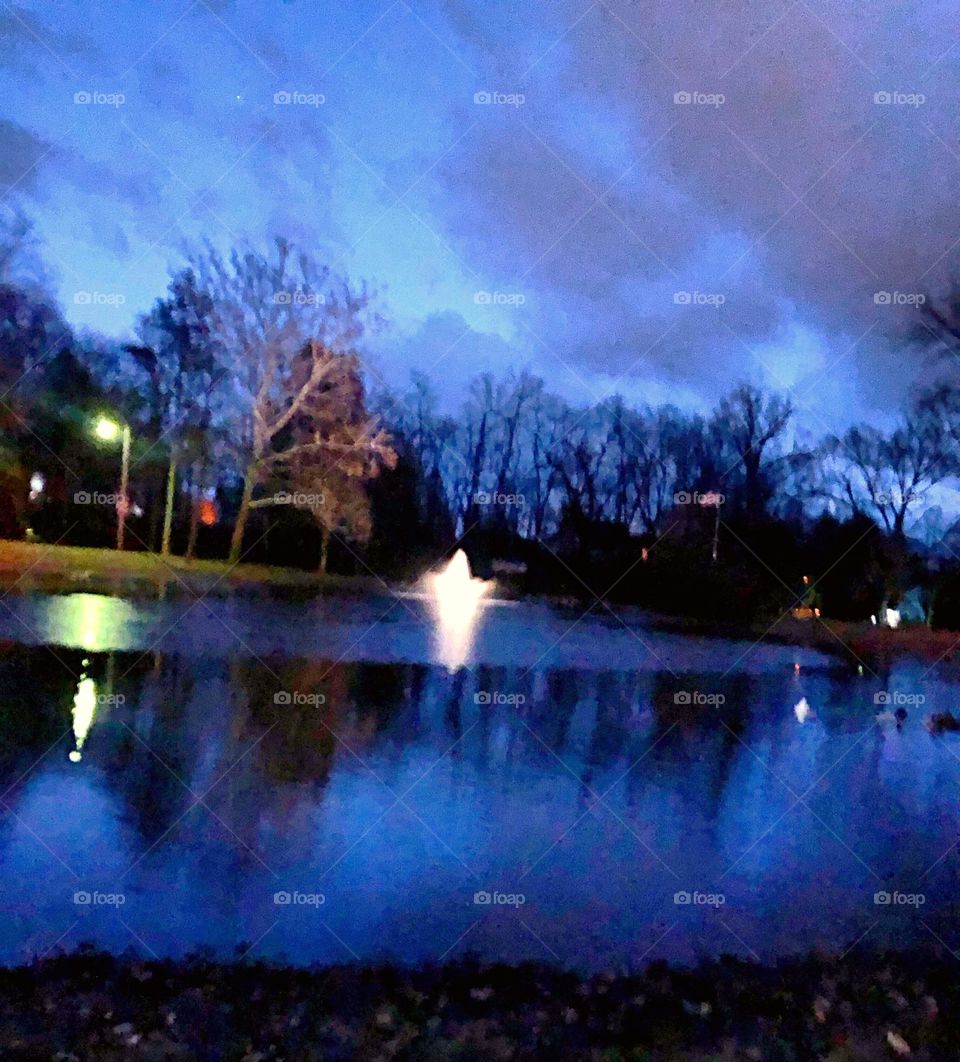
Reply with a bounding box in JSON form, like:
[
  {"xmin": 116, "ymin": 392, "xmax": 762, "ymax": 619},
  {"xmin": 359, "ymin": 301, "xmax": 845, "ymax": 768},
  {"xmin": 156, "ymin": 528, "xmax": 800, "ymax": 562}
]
[{"xmin": 2, "ymin": 0, "xmax": 959, "ymax": 429}]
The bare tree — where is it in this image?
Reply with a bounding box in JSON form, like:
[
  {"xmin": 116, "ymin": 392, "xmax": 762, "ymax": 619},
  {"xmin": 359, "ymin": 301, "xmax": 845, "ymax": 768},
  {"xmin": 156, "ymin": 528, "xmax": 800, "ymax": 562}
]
[
  {"xmin": 282, "ymin": 353, "xmax": 396, "ymax": 573},
  {"xmin": 193, "ymin": 238, "xmax": 394, "ymax": 563},
  {"xmin": 136, "ymin": 269, "xmax": 220, "ymax": 555},
  {"xmin": 525, "ymin": 387, "xmax": 566, "ymax": 538},
  {"xmin": 713, "ymin": 384, "xmax": 794, "ymax": 516},
  {"xmin": 548, "ymin": 405, "xmax": 609, "ymax": 526},
  {"xmin": 460, "ymin": 374, "xmax": 497, "ymax": 529},
  {"xmin": 831, "ymin": 401, "xmax": 951, "ymax": 538},
  {"xmin": 489, "ymin": 372, "xmax": 540, "ymax": 535},
  {"xmin": 0, "ymin": 211, "xmax": 45, "ymax": 287},
  {"xmin": 912, "ymin": 289, "xmax": 960, "ymax": 366},
  {"xmin": 602, "ymin": 395, "xmax": 640, "ymax": 528}
]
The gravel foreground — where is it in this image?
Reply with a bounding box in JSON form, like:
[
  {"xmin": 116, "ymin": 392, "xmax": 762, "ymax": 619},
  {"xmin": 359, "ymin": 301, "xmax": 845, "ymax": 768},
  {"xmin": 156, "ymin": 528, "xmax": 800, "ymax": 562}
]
[{"xmin": 1, "ymin": 950, "xmax": 959, "ymax": 1060}]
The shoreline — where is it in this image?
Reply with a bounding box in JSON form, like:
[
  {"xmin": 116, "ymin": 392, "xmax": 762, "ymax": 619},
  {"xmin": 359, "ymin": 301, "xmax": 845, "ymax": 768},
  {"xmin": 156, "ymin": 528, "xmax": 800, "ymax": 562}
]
[
  {"xmin": 1, "ymin": 948, "xmax": 956, "ymax": 1058},
  {"xmin": 643, "ymin": 610, "xmax": 960, "ymax": 669},
  {"xmin": 1, "ymin": 539, "xmax": 957, "ymax": 668},
  {"xmin": 0, "ymin": 539, "xmax": 391, "ymax": 602}
]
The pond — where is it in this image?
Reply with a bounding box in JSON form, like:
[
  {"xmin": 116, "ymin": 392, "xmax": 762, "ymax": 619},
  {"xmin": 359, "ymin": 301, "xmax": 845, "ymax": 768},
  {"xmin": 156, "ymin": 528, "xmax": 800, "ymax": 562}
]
[{"xmin": 0, "ymin": 591, "xmax": 958, "ymax": 970}]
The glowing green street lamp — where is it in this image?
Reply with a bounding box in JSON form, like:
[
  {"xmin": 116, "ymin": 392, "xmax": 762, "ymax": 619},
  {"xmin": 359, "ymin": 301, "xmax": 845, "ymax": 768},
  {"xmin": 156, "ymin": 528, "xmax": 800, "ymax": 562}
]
[
  {"xmin": 93, "ymin": 415, "xmax": 132, "ymax": 550},
  {"xmin": 94, "ymin": 416, "xmax": 120, "ymax": 442}
]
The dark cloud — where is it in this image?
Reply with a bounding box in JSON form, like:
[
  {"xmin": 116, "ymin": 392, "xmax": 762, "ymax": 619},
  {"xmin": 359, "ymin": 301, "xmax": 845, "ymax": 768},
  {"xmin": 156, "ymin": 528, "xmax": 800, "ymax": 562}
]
[
  {"xmin": 0, "ymin": 4, "xmax": 103, "ymax": 69},
  {"xmin": 428, "ymin": 0, "xmax": 960, "ymax": 411},
  {"xmin": 376, "ymin": 310, "xmax": 522, "ymax": 391},
  {"xmin": 0, "ymin": 120, "xmax": 54, "ymax": 197},
  {"xmin": 1, "ymin": 0, "xmax": 955, "ymax": 421},
  {"xmin": 62, "ymin": 153, "xmax": 165, "ymax": 213}
]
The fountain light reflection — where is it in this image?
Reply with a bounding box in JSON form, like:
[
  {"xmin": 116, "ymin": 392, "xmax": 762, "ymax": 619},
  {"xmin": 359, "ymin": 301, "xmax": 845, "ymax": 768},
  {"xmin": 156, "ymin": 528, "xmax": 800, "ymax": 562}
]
[
  {"xmin": 49, "ymin": 593, "xmax": 139, "ymax": 653},
  {"xmin": 70, "ymin": 675, "xmax": 98, "ymax": 762}
]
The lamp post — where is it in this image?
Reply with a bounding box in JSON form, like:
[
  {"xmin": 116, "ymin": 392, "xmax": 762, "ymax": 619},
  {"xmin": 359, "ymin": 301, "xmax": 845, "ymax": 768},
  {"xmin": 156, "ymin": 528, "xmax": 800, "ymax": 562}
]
[
  {"xmin": 697, "ymin": 489, "xmax": 723, "ymax": 563},
  {"xmin": 94, "ymin": 416, "xmax": 132, "ymax": 551}
]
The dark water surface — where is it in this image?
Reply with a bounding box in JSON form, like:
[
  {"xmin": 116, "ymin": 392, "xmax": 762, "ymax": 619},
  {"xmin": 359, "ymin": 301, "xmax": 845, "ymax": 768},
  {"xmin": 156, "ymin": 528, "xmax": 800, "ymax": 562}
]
[{"xmin": 1, "ymin": 592, "xmax": 959, "ymax": 970}]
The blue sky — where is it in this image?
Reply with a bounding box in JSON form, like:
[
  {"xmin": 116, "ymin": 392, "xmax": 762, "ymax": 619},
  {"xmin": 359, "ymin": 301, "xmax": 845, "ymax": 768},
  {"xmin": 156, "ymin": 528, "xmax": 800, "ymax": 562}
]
[{"xmin": 2, "ymin": 0, "xmax": 958, "ymax": 426}]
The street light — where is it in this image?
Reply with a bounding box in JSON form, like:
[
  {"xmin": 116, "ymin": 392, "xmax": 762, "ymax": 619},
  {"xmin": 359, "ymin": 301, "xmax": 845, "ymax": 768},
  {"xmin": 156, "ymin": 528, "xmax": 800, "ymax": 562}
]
[
  {"xmin": 94, "ymin": 416, "xmax": 120, "ymax": 442},
  {"xmin": 93, "ymin": 415, "xmax": 132, "ymax": 550}
]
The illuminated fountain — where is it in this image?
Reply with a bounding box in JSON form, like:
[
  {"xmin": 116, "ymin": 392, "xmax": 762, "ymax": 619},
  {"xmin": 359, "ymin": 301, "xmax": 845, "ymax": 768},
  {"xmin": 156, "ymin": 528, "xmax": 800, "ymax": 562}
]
[{"xmin": 423, "ymin": 550, "xmax": 492, "ymax": 670}]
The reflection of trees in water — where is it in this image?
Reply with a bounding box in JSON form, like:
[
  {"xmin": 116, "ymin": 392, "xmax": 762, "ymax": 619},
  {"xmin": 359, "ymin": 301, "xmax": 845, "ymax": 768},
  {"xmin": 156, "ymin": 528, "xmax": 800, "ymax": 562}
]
[
  {"xmin": 226, "ymin": 658, "xmax": 424, "ymax": 790},
  {"xmin": 227, "ymin": 662, "xmax": 424, "ymax": 790},
  {"xmin": 586, "ymin": 671, "xmax": 634, "ymax": 769},
  {"xmin": 408, "ymin": 664, "xmax": 427, "ymax": 731},
  {"xmin": 540, "ymin": 669, "xmax": 581, "ymax": 752},
  {"xmin": 470, "ymin": 664, "xmax": 494, "ymax": 770},
  {"xmin": 563, "ymin": 671, "xmax": 637, "ymax": 810},
  {"xmin": 706, "ymin": 676, "xmax": 753, "ymax": 805},
  {"xmin": 465, "ymin": 665, "xmax": 538, "ymax": 773},
  {"xmin": 212, "ymin": 658, "xmax": 427, "ymax": 859},
  {"xmin": 443, "ymin": 667, "xmax": 466, "ymax": 739},
  {"xmin": 203, "ymin": 657, "xmax": 343, "ymax": 859},
  {"xmin": 110, "ymin": 653, "xmax": 196, "ymax": 846},
  {"xmin": 0, "ymin": 645, "xmax": 78, "ymax": 777},
  {"xmin": 349, "ymin": 662, "xmax": 410, "ymax": 737},
  {"xmin": 232, "ymin": 658, "xmax": 336, "ymax": 787},
  {"xmin": 258, "ymin": 694, "xmax": 337, "ymax": 787},
  {"xmin": 794, "ymin": 665, "xmax": 885, "ymax": 730},
  {"xmin": 640, "ymin": 672, "xmax": 756, "ymax": 811}
]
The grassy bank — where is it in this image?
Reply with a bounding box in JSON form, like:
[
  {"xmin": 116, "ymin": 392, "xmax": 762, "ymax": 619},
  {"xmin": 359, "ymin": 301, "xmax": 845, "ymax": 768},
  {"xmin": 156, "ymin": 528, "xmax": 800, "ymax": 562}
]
[
  {"xmin": 3, "ymin": 539, "xmax": 960, "ymax": 668},
  {"xmin": 0, "ymin": 949, "xmax": 956, "ymax": 1059},
  {"xmin": 644, "ymin": 608, "xmax": 960, "ymax": 668},
  {"xmin": 0, "ymin": 540, "xmax": 387, "ymax": 602}
]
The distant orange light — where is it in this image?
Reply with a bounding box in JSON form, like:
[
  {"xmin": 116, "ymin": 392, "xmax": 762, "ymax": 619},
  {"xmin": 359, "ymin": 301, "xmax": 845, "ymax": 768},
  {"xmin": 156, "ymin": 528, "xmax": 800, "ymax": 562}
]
[{"xmin": 199, "ymin": 499, "xmax": 217, "ymax": 526}]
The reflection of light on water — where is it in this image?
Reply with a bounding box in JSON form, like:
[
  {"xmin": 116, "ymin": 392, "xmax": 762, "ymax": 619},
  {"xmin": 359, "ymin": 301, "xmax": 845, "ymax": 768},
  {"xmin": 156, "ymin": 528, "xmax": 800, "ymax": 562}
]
[
  {"xmin": 52, "ymin": 593, "xmax": 138, "ymax": 652},
  {"xmin": 70, "ymin": 676, "xmax": 97, "ymax": 762},
  {"xmin": 425, "ymin": 550, "xmax": 491, "ymax": 670},
  {"xmin": 794, "ymin": 697, "xmax": 811, "ymax": 723}
]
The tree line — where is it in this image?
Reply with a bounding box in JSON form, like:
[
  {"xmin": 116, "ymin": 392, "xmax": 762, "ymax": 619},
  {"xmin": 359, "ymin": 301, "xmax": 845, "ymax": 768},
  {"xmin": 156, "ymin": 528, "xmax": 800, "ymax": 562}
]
[{"xmin": 4, "ymin": 215, "xmax": 960, "ymax": 624}]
